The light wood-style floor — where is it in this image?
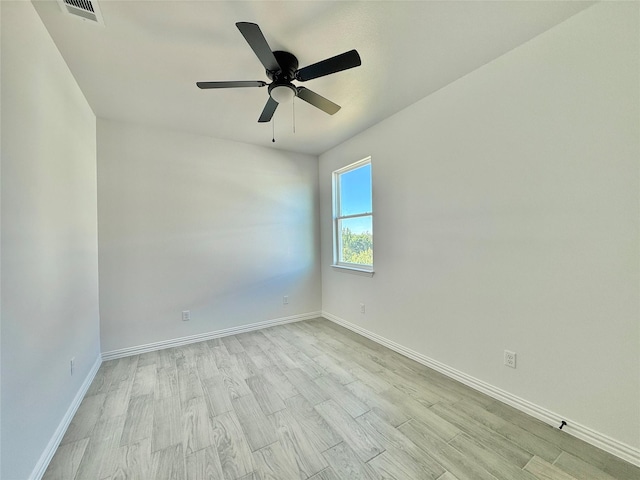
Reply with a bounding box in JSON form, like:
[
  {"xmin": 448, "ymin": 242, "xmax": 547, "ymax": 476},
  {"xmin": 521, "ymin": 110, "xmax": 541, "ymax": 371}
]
[{"xmin": 43, "ymin": 318, "xmax": 639, "ymax": 480}]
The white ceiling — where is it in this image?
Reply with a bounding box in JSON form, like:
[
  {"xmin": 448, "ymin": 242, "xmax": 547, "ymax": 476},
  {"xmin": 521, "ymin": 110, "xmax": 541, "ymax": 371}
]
[{"xmin": 33, "ymin": 1, "xmax": 593, "ymax": 156}]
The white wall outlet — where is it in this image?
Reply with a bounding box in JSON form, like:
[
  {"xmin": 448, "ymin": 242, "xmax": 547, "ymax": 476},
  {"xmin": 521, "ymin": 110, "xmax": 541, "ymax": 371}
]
[
  {"xmin": 283, "ymin": 295, "xmax": 289, "ymax": 305},
  {"xmin": 504, "ymin": 350, "xmax": 516, "ymax": 368},
  {"xmin": 360, "ymin": 303, "xmax": 365, "ymax": 314},
  {"xmin": 70, "ymin": 357, "xmax": 75, "ymax": 376},
  {"xmin": 182, "ymin": 310, "xmax": 190, "ymax": 321}
]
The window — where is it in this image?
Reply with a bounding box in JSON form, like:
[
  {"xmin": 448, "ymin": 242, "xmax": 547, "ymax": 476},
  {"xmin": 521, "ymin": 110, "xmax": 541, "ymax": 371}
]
[{"xmin": 332, "ymin": 157, "xmax": 373, "ymax": 273}]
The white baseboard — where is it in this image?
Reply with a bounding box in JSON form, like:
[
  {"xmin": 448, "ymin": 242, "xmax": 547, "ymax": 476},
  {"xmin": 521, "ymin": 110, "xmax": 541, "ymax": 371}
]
[
  {"xmin": 102, "ymin": 311, "xmax": 322, "ymax": 361},
  {"xmin": 29, "ymin": 354, "xmax": 102, "ymax": 480},
  {"xmin": 321, "ymin": 311, "xmax": 640, "ymax": 468}
]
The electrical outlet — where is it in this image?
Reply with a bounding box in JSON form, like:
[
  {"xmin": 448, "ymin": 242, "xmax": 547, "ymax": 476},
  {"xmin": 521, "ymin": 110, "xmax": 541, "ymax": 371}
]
[
  {"xmin": 504, "ymin": 350, "xmax": 516, "ymax": 368},
  {"xmin": 70, "ymin": 357, "xmax": 75, "ymax": 376},
  {"xmin": 182, "ymin": 310, "xmax": 190, "ymax": 321},
  {"xmin": 360, "ymin": 303, "xmax": 365, "ymax": 314},
  {"xmin": 283, "ymin": 296, "xmax": 289, "ymax": 305}
]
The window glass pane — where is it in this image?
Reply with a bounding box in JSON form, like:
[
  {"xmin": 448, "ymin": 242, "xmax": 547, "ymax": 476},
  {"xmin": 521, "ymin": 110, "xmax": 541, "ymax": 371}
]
[
  {"xmin": 338, "ymin": 216, "xmax": 373, "ymax": 266},
  {"xmin": 339, "ymin": 164, "xmax": 371, "ymax": 216}
]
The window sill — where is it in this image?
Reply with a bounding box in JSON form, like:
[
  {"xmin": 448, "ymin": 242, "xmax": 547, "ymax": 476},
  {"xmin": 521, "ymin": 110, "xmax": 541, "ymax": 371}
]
[{"xmin": 331, "ymin": 265, "xmax": 375, "ymax": 277}]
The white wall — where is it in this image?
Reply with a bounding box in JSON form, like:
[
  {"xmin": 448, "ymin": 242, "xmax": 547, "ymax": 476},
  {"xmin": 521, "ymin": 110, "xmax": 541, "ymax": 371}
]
[
  {"xmin": 320, "ymin": 2, "xmax": 639, "ymax": 452},
  {"xmin": 1, "ymin": 2, "xmax": 101, "ymax": 479},
  {"xmin": 97, "ymin": 119, "xmax": 321, "ymax": 353}
]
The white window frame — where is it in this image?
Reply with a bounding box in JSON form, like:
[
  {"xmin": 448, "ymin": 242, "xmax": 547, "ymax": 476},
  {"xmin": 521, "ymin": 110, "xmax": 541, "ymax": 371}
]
[{"xmin": 332, "ymin": 157, "xmax": 374, "ymax": 275}]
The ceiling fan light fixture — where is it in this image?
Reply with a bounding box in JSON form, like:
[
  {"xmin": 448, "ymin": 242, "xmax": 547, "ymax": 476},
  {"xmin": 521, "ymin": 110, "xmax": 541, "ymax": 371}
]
[{"xmin": 270, "ymin": 84, "xmax": 296, "ymax": 104}]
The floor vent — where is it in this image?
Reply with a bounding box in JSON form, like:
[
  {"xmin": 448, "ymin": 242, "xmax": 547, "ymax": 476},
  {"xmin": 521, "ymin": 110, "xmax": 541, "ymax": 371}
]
[{"xmin": 57, "ymin": 0, "xmax": 105, "ymax": 25}]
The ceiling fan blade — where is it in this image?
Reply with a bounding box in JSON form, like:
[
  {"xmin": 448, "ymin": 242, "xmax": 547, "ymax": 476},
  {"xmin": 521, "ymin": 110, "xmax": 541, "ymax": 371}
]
[
  {"xmin": 236, "ymin": 22, "xmax": 281, "ymax": 73},
  {"xmin": 196, "ymin": 81, "xmax": 267, "ymax": 89},
  {"xmin": 295, "ymin": 49, "xmax": 361, "ymax": 82},
  {"xmin": 258, "ymin": 97, "xmax": 279, "ymax": 123},
  {"xmin": 296, "ymin": 87, "xmax": 341, "ymax": 115}
]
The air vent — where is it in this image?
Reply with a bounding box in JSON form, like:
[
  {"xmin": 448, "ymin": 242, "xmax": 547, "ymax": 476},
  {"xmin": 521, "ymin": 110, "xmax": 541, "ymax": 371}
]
[{"xmin": 57, "ymin": 0, "xmax": 104, "ymax": 25}]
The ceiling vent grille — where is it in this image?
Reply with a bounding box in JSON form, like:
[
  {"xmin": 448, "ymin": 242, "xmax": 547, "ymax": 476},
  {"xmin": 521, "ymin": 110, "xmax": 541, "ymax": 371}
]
[{"xmin": 57, "ymin": 0, "xmax": 105, "ymax": 25}]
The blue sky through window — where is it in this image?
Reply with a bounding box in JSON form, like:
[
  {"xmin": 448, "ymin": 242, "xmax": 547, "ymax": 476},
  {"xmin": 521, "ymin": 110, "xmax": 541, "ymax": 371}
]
[{"xmin": 339, "ymin": 163, "xmax": 372, "ymax": 234}]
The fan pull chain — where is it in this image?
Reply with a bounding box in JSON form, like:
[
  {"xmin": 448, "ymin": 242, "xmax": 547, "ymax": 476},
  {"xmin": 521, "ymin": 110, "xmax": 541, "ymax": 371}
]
[
  {"xmin": 293, "ymin": 97, "xmax": 296, "ymax": 134},
  {"xmin": 272, "ymin": 117, "xmax": 275, "ymax": 143}
]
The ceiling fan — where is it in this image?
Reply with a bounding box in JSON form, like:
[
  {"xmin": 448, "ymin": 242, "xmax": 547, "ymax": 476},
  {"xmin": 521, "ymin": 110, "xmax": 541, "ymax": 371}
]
[{"xmin": 197, "ymin": 22, "xmax": 361, "ymax": 123}]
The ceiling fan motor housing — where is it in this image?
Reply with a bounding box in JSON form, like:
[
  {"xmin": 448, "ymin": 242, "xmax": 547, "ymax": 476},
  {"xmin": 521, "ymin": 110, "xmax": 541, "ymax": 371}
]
[{"xmin": 268, "ymin": 51, "xmax": 299, "ymax": 82}]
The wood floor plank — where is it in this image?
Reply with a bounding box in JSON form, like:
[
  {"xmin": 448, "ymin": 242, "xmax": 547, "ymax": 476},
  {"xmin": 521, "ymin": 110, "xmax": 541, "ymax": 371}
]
[
  {"xmin": 287, "ymin": 350, "xmax": 326, "ymax": 379},
  {"xmin": 377, "ymin": 366, "xmax": 450, "ymax": 406},
  {"xmin": 284, "ymin": 395, "xmax": 343, "ymax": 451},
  {"xmin": 380, "ymin": 387, "xmax": 460, "ymax": 442},
  {"xmin": 345, "ymin": 381, "xmax": 410, "ymax": 427},
  {"xmin": 205, "ymin": 337, "xmax": 226, "ymax": 349},
  {"xmin": 108, "ymin": 355, "xmax": 139, "ymax": 392},
  {"xmin": 271, "ymin": 406, "xmax": 329, "ymax": 478},
  {"xmin": 237, "ymin": 473, "xmax": 258, "ymax": 480},
  {"xmin": 85, "ymin": 363, "xmax": 116, "ymax": 397},
  {"xmin": 357, "ymin": 410, "xmax": 445, "ymax": 479},
  {"xmin": 74, "ymin": 415, "xmax": 126, "ymax": 480},
  {"xmin": 183, "ymin": 396, "xmax": 214, "ymax": 456},
  {"xmin": 429, "ymin": 402, "xmax": 533, "ymax": 468},
  {"xmin": 221, "ymin": 370, "xmax": 252, "ymax": 400},
  {"xmin": 107, "ymin": 437, "xmax": 153, "ymax": 480},
  {"xmin": 235, "ymin": 331, "xmax": 261, "ymax": 348},
  {"xmin": 101, "ymin": 386, "xmax": 131, "ymax": 419},
  {"xmin": 453, "ymin": 399, "xmax": 562, "ymax": 463},
  {"xmin": 449, "ymin": 433, "xmax": 539, "ymax": 480},
  {"xmin": 60, "ymin": 393, "xmax": 106, "ymax": 445},
  {"xmin": 281, "ymin": 326, "xmax": 327, "ymax": 359},
  {"xmin": 132, "ymin": 364, "xmax": 157, "ymax": 397},
  {"xmin": 232, "ymin": 394, "xmax": 278, "ymax": 452},
  {"xmin": 368, "ymin": 450, "xmax": 442, "ymax": 480},
  {"xmin": 524, "ymin": 456, "xmax": 578, "ymax": 480},
  {"xmin": 153, "ymin": 395, "xmax": 182, "ymax": 453},
  {"xmin": 264, "ymin": 347, "xmax": 300, "ymax": 371},
  {"xmin": 177, "ymin": 357, "xmax": 205, "ymax": 406},
  {"xmin": 260, "ymin": 365, "xmax": 299, "ymax": 400},
  {"xmin": 397, "ymin": 419, "xmax": 499, "ymax": 480},
  {"xmin": 322, "ymin": 442, "xmax": 381, "ymax": 480},
  {"xmin": 196, "ymin": 352, "xmax": 220, "ymax": 380},
  {"xmin": 120, "ymin": 393, "xmax": 154, "ymax": 446},
  {"xmin": 234, "ymin": 352, "xmax": 261, "ymax": 379},
  {"xmin": 222, "ymin": 335, "xmax": 246, "ymax": 354},
  {"xmin": 308, "ymin": 466, "xmax": 341, "ymax": 480},
  {"xmin": 156, "ymin": 366, "xmax": 180, "ymax": 399},
  {"xmin": 419, "ymin": 367, "xmax": 496, "ymax": 408},
  {"xmin": 315, "ymin": 400, "xmax": 384, "ymax": 463},
  {"xmin": 211, "ymin": 344, "xmax": 236, "ymax": 371},
  {"xmin": 152, "ymin": 443, "xmax": 186, "ymax": 480},
  {"xmin": 313, "ymin": 354, "xmax": 356, "ymax": 384},
  {"xmin": 246, "ymin": 374, "xmax": 287, "ymax": 415},
  {"xmin": 243, "ymin": 343, "xmax": 274, "ymax": 369},
  {"xmin": 210, "ymin": 411, "xmax": 254, "ymax": 480},
  {"xmin": 314, "ymin": 375, "xmax": 370, "ymax": 418},
  {"xmin": 42, "ymin": 438, "xmax": 89, "ymax": 480},
  {"xmin": 185, "ymin": 445, "xmax": 225, "ymax": 480},
  {"xmin": 553, "ymin": 451, "xmax": 618, "ymax": 480},
  {"xmin": 252, "ymin": 441, "xmax": 303, "ymax": 480},
  {"xmin": 436, "ymin": 472, "xmax": 461, "ymax": 480},
  {"xmin": 345, "ymin": 363, "xmax": 393, "ymax": 394},
  {"xmin": 157, "ymin": 346, "xmax": 179, "ymax": 369},
  {"xmin": 284, "ymin": 368, "xmax": 331, "ymax": 406},
  {"xmin": 261, "ymin": 328, "xmax": 299, "ymax": 355},
  {"xmin": 202, "ymin": 374, "xmax": 234, "ymax": 416},
  {"xmin": 137, "ymin": 350, "xmax": 160, "ymax": 367}
]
